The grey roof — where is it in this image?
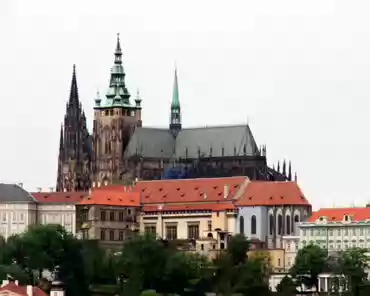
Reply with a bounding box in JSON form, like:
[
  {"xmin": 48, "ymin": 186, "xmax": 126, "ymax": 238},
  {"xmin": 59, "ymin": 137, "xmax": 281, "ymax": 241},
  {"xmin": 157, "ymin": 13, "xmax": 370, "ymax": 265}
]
[
  {"xmin": 125, "ymin": 124, "xmax": 260, "ymax": 159},
  {"xmin": 125, "ymin": 128, "xmax": 175, "ymax": 159},
  {"xmin": 0, "ymin": 184, "xmax": 37, "ymax": 203}
]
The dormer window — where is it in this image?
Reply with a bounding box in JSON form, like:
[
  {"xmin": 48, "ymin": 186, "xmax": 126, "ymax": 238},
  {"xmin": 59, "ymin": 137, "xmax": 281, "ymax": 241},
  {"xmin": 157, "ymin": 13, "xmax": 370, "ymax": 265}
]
[{"xmin": 344, "ymin": 214, "xmax": 352, "ymax": 222}]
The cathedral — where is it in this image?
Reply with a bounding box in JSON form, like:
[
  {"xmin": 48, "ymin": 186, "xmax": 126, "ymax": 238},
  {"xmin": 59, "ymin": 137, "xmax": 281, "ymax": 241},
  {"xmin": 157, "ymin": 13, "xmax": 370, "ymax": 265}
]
[{"xmin": 56, "ymin": 34, "xmax": 294, "ymax": 192}]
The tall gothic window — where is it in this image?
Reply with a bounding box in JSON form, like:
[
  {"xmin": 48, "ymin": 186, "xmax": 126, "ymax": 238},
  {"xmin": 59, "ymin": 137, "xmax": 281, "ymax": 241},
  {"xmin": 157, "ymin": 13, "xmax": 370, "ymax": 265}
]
[
  {"xmin": 269, "ymin": 214, "xmax": 274, "ymax": 235},
  {"xmin": 251, "ymin": 215, "xmax": 257, "ymax": 235},
  {"xmin": 294, "ymin": 215, "xmax": 300, "ymax": 223},
  {"xmin": 286, "ymin": 215, "xmax": 291, "ymax": 235},
  {"xmin": 239, "ymin": 216, "xmax": 244, "ymax": 235},
  {"xmin": 278, "ymin": 214, "xmax": 283, "ymax": 235}
]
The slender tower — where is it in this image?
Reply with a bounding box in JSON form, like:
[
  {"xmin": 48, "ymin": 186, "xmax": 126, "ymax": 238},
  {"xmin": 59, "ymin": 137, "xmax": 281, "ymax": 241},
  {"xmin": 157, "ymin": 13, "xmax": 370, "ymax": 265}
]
[
  {"xmin": 169, "ymin": 68, "xmax": 181, "ymax": 136},
  {"xmin": 56, "ymin": 65, "xmax": 91, "ymax": 192}
]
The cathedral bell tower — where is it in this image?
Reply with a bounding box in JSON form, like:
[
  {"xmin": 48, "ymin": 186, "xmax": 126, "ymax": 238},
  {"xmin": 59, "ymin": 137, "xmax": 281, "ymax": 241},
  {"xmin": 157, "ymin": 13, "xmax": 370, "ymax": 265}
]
[{"xmin": 92, "ymin": 34, "xmax": 142, "ymax": 186}]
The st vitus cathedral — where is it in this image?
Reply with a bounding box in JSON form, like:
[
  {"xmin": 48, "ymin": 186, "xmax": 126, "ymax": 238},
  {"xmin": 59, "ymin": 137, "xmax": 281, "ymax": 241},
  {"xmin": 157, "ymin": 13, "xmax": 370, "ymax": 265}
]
[{"xmin": 56, "ymin": 34, "xmax": 295, "ymax": 192}]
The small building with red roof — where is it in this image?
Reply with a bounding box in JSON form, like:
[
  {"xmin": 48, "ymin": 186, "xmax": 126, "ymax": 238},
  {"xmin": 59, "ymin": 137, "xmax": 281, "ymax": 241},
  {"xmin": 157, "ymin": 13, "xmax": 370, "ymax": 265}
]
[
  {"xmin": 31, "ymin": 191, "xmax": 88, "ymax": 235},
  {"xmin": 0, "ymin": 280, "xmax": 48, "ymax": 296},
  {"xmin": 299, "ymin": 206, "xmax": 370, "ymax": 252},
  {"xmin": 75, "ymin": 187, "xmax": 141, "ymax": 248},
  {"xmin": 234, "ymin": 180, "xmax": 311, "ymax": 249}
]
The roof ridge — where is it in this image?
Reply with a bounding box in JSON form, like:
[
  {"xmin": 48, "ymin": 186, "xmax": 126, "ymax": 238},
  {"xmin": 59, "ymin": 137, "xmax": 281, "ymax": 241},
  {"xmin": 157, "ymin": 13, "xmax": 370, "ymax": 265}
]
[
  {"xmin": 181, "ymin": 123, "xmax": 250, "ymax": 130},
  {"xmin": 136, "ymin": 176, "xmax": 248, "ymax": 184}
]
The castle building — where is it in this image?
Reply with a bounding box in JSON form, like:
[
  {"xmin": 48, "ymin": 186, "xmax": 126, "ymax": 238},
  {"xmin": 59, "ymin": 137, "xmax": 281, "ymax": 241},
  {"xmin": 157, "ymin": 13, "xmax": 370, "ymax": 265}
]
[{"xmin": 56, "ymin": 34, "xmax": 295, "ymax": 190}]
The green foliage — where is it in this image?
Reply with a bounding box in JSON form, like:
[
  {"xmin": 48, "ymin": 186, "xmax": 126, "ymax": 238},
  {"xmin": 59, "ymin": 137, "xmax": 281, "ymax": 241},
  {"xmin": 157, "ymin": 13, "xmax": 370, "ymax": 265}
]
[
  {"xmin": 290, "ymin": 244, "xmax": 327, "ymax": 289},
  {"xmin": 276, "ymin": 275, "xmax": 296, "ymax": 295},
  {"xmin": 140, "ymin": 290, "xmax": 160, "ymax": 296}
]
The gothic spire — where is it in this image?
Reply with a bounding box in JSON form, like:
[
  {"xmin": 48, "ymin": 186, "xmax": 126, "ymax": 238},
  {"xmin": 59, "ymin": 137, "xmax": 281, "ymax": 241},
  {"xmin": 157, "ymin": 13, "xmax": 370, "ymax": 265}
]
[
  {"xmin": 169, "ymin": 67, "xmax": 182, "ymax": 135},
  {"xmin": 288, "ymin": 161, "xmax": 292, "ymax": 181},
  {"xmin": 277, "ymin": 161, "xmax": 280, "ymax": 173},
  {"xmin": 59, "ymin": 124, "xmax": 64, "ymax": 155},
  {"xmin": 282, "ymin": 159, "xmax": 286, "ymax": 176},
  {"xmin": 171, "ymin": 67, "xmax": 180, "ymax": 109},
  {"xmin": 69, "ymin": 64, "xmax": 79, "ymax": 108}
]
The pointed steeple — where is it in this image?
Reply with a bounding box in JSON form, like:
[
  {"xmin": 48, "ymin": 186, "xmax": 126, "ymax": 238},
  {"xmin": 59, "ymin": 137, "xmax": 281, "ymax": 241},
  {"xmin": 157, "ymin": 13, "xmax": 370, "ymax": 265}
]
[
  {"xmin": 104, "ymin": 33, "xmax": 131, "ymax": 106},
  {"xmin": 171, "ymin": 68, "xmax": 180, "ymax": 109},
  {"xmin": 294, "ymin": 172, "xmax": 298, "ymax": 182},
  {"xmin": 277, "ymin": 161, "xmax": 280, "ymax": 173},
  {"xmin": 59, "ymin": 125, "xmax": 64, "ymax": 154},
  {"xmin": 169, "ymin": 67, "xmax": 182, "ymax": 135},
  {"xmin": 288, "ymin": 161, "xmax": 292, "ymax": 181},
  {"xmin": 282, "ymin": 160, "xmax": 286, "ymax": 176},
  {"xmin": 69, "ymin": 64, "xmax": 79, "ymax": 108}
]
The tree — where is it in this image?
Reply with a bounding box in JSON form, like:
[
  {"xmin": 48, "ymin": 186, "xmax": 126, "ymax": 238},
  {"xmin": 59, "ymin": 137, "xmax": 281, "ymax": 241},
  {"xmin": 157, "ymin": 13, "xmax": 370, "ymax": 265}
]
[
  {"xmin": 290, "ymin": 244, "xmax": 327, "ymax": 289},
  {"xmin": 339, "ymin": 248, "xmax": 368, "ymax": 292},
  {"xmin": 276, "ymin": 275, "xmax": 296, "ymax": 296}
]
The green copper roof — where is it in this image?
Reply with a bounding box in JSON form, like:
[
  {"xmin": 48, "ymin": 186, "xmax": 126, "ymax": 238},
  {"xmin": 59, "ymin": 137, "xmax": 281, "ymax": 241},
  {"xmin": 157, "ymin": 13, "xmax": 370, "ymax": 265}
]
[
  {"xmin": 171, "ymin": 68, "xmax": 180, "ymax": 109},
  {"xmin": 94, "ymin": 33, "xmax": 135, "ymax": 109}
]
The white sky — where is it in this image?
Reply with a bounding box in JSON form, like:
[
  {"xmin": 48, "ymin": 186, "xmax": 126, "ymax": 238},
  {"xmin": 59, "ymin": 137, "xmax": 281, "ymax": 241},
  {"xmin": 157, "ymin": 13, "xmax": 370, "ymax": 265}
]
[{"xmin": 1, "ymin": 0, "xmax": 370, "ymax": 209}]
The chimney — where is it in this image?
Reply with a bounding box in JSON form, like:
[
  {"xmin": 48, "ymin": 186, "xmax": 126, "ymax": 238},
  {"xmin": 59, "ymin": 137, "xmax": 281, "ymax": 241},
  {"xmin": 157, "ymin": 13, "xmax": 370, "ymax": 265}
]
[
  {"xmin": 97, "ymin": 181, "xmax": 101, "ymax": 188},
  {"xmin": 27, "ymin": 285, "xmax": 33, "ymax": 296},
  {"xmin": 49, "ymin": 187, "xmax": 54, "ymax": 192},
  {"xmin": 14, "ymin": 280, "xmax": 18, "ymax": 286},
  {"xmin": 1, "ymin": 280, "xmax": 9, "ymax": 287},
  {"xmin": 92, "ymin": 181, "xmax": 96, "ymax": 188},
  {"xmin": 223, "ymin": 184, "xmax": 229, "ymax": 199},
  {"xmin": 18, "ymin": 183, "xmax": 23, "ymax": 188},
  {"xmin": 88, "ymin": 188, "xmax": 92, "ymax": 195},
  {"xmin": 63, "ymin": 188, "xmax": 67, "ymax": 192},
  {"xmin": 104, "ymin": 180, "xmax": 108, "ymax": 186},
  {"xmin": 37, "ymin": 187, "xmax": 42, "ymax": 193},
  {"xmin": 124, "ymin": 186, "xmax": 126, "ymax": 192}
]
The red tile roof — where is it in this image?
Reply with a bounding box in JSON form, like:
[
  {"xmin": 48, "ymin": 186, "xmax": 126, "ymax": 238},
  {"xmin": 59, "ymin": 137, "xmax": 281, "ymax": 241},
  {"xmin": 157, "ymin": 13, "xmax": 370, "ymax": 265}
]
[
  {"xmin": 0, "ymin": 282, "xmax": 47, "ymax": 296},
  {"xmin": 79, "ymin": 188, "xmax": 140, "ymax": 207},
  {"xmin": 133, "ymin": 177, "xmax": 248, "ymax": 205},
  {"xmin": 308, "ymin": 207, "xmax": 370, "ymax": 222},
  {"xmin": 143, "ymin": 202, "xmax": 235, "ymax": 213},
  {"xmin": 235, "ymin": 181, "xmax": 310, "ymax": 207},
  {"xmin": 31, "ymin": 192, "xmax": 88, "ymax": 203}
]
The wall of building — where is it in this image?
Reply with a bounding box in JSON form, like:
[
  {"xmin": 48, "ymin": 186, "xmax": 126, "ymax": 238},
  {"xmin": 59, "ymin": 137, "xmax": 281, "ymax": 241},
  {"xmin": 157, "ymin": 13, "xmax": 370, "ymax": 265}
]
[
  {"xmin": 282, "ymin": 235, "xmax": 299, "ymax": 271},
  {"xmin": 0, "ymin": 203, "xmax": 37, "ymax": 239},
  {"xmin": 237, "ymin": 206, "xmax": 268, "ymax": 241},
  {"xmin": 37, "ymin": 204, "xmax": 76, "ymax": 234}
]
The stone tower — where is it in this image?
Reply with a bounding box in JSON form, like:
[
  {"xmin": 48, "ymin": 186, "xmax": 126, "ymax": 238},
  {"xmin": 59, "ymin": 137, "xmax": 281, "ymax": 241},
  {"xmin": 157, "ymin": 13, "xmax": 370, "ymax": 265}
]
[
  {"xmin": 92, "ymin": 34, "xmax": 142, "ymax": 186},
  {"xmin": 56, "ymin": 65, "xmax": 92, "ymax": 192}
]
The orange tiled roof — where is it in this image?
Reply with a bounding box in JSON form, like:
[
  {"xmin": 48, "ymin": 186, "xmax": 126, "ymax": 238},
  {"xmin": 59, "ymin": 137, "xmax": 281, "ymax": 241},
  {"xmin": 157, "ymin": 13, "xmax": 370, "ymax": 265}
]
[
  {"xmin": 143, "ymin": 202, "xmax": 235, "ymax": 213},
  {"xmin": 79, "ymin": 188, "xmax": 140, "ymax": 207},
  {"xmin": 32, "ymin": 192, "xmax": 88, "ymax": 203},
  {"xmin": 133, "ymin": 177, "xmax": 248, "ymax": 204},
  {"xmin": 235, "ymin": 181, "xmax": 310, "ymax": 207},
  {"xmin": 308, "ymin": 207, "xmax": 370, "ymax": 222},
  {"xmin": 0, "ymin": 282, "xmax": 47, "ymax": 296}
]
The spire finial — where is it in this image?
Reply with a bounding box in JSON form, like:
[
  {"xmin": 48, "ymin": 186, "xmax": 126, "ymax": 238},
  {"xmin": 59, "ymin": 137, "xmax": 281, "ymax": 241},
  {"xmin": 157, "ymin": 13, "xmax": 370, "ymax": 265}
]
[
  {"xmin": 282, "ymin": 159, "xmax": 286, "ymax": 177},
  {"xmin": 288, "ymin": 161, "xmax": 292, "ymax": 181},
  {"xmin": 294, "ymin": 172, "xmax": 298, "ymax": 182},
  {"xmin": 69, "ymin": 64, "xmax": 79, "ymax": 106}
]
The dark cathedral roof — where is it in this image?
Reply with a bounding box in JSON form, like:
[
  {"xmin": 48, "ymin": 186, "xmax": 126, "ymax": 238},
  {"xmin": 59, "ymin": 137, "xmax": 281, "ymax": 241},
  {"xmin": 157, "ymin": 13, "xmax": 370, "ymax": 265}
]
[{"xmin": 124, "ymin": 124, "xmax": 260, "ymax": 159}]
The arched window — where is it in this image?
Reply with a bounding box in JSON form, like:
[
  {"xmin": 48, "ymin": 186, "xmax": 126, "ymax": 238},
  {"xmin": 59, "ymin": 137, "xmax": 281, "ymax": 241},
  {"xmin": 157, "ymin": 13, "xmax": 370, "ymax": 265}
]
[
  {"xmin": 286, "ymin": 215, "xmax": 291, "ymax": 235},
  {"xmin": 239, "ymin": 216, "xmax": 244, "ymax": 235},
  {"xmin": 251, "ymin": 215, "xmax": 257, "ymax": 235},
  {"xmin": 278, "ymin": 214, "xmax": 283, "ymax": 235},
  {"xmin": 294, "ymin": 215, "xmax": 300, "ymax": 223},
  {"xmin": 269, "ymin": 214, "xmax": 274, "ymax": 235}
]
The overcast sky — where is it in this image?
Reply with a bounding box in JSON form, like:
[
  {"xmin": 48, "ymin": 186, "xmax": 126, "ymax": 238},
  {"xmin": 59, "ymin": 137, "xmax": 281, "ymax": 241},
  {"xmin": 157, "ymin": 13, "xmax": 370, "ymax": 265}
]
[{"xmin": 1, "ymin": 0, "xmax": 370, "ymax": 209}]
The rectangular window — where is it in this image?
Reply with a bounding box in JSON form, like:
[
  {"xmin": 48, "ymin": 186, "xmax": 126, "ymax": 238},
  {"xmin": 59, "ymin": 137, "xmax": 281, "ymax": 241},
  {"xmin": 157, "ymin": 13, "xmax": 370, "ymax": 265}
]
[
  {"xmin": 360, "ymin": 228, "xmax": 364, "ymax": 236},
  {"xmin": 166, "ymin": 225, "xmax": 177, "ymax": 240},
  {"xmin": 329, "ymin": 229, "xmax": 333, "ymax": 236},
  {"xmin": 119, "ymin": 212, "xmax": 124, "ymax": 221},
  {"xmin": 101, "ymin": 211, "xmax": 106, "ymax": 221},
  {"xmin": 344, "ymin": 228, "xmax": 348, "ymax": 236},
  {"xmin": 352, "ymin": 228, "xmax": 356, "ymax": 235},
  {"xmin": 110, "ymin": 211, "xmax": 115, "ymax": 221},
  {"xmin": 100, "ymin": 229, "xmax": 105, "ymax": 240},
  {"xmin": 109, "ymin": 230, "xmax": 115, "ymax": 241},
  {"xmin": 208, "ymin": 220, "xmax": 212, "ymax": 232},
  {"xmin": 144, "ymin": 225, "xmax": 156, "ymax": 235},
  {"xmin": 119, "ymin": 231, "xmax": 124, "ymax": 241},
  {"xmin": 337, "ymin": 229, "xmax": 341, "ymax": 235},
  {"xmin": 187, "ymin": 224, "xmax": 199, "ymax": 239}
]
